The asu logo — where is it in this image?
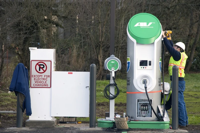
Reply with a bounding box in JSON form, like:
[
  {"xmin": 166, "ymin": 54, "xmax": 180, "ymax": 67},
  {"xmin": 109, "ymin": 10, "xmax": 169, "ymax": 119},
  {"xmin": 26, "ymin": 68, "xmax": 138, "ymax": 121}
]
[{"xmin": 134, "ymin": 22, "xmax": 154, "ymax": 28}]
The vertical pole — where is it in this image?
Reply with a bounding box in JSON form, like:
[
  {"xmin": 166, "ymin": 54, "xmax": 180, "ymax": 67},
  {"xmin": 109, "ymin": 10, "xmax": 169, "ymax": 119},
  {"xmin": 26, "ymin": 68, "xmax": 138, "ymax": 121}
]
[
  {"xmin": 172, "ymin": 66, "xmax": 178, "ymax": 130},
  {"xmin": 110, "ymin": 0, "xmax": 115, "ymax": 55},
  {"xmin": 109, "ymin": 72, "xmax": 115, "ymax": 119},
  {"xmin": 89, "ymin": 64, "xmax": 96, "ymax": 128},
  {"xmin": 16, "ymin": 93, "xmax": 23, "ymax": 127}
]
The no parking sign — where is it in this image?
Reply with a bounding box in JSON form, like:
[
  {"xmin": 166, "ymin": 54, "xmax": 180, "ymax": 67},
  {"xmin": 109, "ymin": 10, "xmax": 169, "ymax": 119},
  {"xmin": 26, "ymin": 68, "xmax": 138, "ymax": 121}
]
[{"xmin": 30, "ymin": 60, "xmax": 52, "ymax": 88}]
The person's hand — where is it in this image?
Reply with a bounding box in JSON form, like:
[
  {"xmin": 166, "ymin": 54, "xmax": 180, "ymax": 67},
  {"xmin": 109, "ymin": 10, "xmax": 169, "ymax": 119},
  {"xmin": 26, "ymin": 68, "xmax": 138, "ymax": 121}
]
[
  {"xmin": 168, "ymin": 33, "xmax": 171, "ymax": 38},
  {"xmin": 162, "ymin": 31, "xmax": 166, "ymax": 38}
]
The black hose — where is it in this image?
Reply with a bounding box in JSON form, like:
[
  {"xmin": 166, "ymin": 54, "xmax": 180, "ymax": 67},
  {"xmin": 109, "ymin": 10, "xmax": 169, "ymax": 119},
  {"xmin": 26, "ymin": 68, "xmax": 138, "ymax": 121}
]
[
  {"xmin": 162, "ymin": 40, "xmax": 166, "ymax": 119},
  {"xmin": 104, "ymin": 77, "xmax": 120, "ymax": 100},
  {"xmin": 143, "ymin": 80, "xmax": 163, "ymax": 121}
]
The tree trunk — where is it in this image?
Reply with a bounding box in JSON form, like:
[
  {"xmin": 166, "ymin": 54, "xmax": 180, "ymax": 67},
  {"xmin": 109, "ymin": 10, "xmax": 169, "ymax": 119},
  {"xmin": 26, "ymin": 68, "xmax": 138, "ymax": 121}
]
[
  {"xmin": 0, "ymin": 43, "xmax": 5, "ymax": 80},
  {"xmin": 47, "ymin": 12, "xmax": 52, "ymax": 48},
  {"xmin": 97, "ymin": 46, "xmax": 103, "ymax": 79},
  {"xmin": 185, "ymin": 18, "xmax": 200, "ymax": 72},
  {"xmin": 185, "ymin": 9, "xmax": 194, "ymax": 54}
]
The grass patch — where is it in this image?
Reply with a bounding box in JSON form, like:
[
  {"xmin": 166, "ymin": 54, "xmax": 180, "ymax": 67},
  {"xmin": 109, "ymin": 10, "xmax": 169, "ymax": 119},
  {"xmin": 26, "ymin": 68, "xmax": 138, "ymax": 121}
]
[
  {"xmin": 167, "ymin": 91, "xmax": 200, "ymax": 125},
  {"xmin": 185, "ymin": 73, "xmax": 200, "ymax": 92},
  {"xmin": 0, "ymin": 73, "xmax": 200, "ymax": 125}
]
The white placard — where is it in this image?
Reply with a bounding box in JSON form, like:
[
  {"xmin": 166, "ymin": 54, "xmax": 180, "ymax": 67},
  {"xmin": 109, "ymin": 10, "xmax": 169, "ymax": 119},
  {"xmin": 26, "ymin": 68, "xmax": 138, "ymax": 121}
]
[{"xmin": 30, "ymin": 60, "xmax": 52, "ymax": 88}]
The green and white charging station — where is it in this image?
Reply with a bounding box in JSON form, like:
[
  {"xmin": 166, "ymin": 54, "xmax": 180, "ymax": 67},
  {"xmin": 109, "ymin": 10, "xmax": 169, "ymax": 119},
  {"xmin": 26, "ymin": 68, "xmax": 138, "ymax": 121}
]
[
  {"xmin": 104, "ymin": 55, "xmax": 121, "ymax": 120},
  {"xmin": 97, "ymin": 55, "xmax": 121, "ymax": 128},
  {"xmin": 98, "ymin": 13, "xmax": 170, "ymax": 129}
]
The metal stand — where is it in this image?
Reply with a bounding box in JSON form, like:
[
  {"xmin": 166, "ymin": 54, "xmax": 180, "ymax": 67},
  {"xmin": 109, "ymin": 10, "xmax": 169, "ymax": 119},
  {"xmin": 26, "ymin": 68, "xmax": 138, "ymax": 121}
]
[{"xmin": 109, "ymin": 71, "xmax": 115, "ymax": 120}]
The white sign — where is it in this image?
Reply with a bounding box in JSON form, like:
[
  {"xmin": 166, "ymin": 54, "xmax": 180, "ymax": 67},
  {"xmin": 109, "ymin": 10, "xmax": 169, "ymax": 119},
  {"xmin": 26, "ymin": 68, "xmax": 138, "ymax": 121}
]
[{"xmin": 30, "ymin": 60, "xmax": 52, "ymax": 88}]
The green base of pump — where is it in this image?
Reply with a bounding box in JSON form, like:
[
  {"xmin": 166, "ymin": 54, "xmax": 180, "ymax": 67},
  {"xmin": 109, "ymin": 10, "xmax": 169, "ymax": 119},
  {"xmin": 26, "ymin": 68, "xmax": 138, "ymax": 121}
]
[
  {"xmin": 97, "ymin": 119, "xmax": 169, "ymax": 129},
  {"xmin": 97, "ymin": 119, "xmax": 115, "ymax": 128},
  {"xmin": 128, "ymin": 121, "xmax": 169, "ymax": 129}
]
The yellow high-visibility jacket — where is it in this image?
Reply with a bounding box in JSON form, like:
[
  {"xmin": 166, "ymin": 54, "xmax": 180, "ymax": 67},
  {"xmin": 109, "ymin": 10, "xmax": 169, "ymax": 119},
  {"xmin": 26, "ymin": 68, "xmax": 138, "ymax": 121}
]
[{"xmin": 168, "ymin": 52, "xmax": 188, "ymax": 77}]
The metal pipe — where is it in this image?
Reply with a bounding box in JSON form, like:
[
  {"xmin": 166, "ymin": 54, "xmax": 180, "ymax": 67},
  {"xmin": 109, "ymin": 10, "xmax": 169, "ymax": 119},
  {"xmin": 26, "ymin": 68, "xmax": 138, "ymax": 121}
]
[
  {"xmin": 110, "ymin": 0, "xmax": 115, "ymax": 55},
  {"xmin": 89, "ymin": 64, "xmax": 96, "ymax": 128},
  {"xmin": 109, "ymin": 71, "xmax": 115, "ymax": 119},
  {"xmin": 16, "ymin": 93, "xmax": 23, "ymax": 127},
  {"xmin": 0, "ymin": 111, "xmax": 16, "ymax": 113},
  {"xmin": 172, "ymin": 66, "xmax": 178, "ymax": 130}
]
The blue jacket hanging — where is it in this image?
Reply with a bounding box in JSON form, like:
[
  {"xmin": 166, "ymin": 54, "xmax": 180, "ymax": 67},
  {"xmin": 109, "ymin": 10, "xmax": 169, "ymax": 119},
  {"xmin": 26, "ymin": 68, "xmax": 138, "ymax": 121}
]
[{"xmin": 9, "ymin": 63, "xmax": 32, "ymax": 116}]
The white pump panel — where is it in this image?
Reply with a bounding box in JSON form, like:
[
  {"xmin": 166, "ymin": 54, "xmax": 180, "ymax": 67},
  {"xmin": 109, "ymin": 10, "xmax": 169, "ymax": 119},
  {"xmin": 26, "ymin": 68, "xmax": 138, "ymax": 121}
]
[
  {"xmin": 51, "ymin": 71, "xmax": 89, "ymax": 117},
  {"xmin": 127, "ymin": 32, "xmax": 161, "ymax": 92}
]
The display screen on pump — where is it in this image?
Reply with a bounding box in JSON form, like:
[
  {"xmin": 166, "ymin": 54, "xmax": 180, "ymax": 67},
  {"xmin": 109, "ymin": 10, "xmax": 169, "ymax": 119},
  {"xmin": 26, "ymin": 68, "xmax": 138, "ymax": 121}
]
[{"xmin": 140, "ymin": 60, "xmax": 148, "ymax": 66}]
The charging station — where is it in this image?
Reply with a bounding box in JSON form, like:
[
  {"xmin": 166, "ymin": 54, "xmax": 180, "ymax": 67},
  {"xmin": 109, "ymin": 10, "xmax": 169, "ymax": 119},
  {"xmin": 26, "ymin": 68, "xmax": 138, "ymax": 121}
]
[
  {"xmin": 104, "ymin": 55, "xmax": 121, "ymax": 120},
  {"xmin": 98, "ymin": 13, "xmax": 170, "ymax": 129}
]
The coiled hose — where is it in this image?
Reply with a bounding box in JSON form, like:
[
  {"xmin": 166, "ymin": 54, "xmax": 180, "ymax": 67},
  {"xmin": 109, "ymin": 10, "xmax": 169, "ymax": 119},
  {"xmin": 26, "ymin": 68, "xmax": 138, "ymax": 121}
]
[{"xmin": 104, "ymin": 77, "xmax": 120, "ymax": 100}]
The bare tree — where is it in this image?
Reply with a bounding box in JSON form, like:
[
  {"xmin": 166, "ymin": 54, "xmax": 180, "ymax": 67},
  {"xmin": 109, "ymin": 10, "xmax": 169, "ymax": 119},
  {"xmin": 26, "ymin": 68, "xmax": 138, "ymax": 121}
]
[{"xmin": 1, "ymin": 0, "xmax": 200, "ymax": 84}]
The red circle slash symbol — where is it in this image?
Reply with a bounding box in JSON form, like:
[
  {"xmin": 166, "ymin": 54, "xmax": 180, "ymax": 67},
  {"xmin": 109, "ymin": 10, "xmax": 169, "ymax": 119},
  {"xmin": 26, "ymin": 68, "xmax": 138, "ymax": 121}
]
[{"xmin": 35, "ymin": 62, "xmax": 47, "ymax": 74}]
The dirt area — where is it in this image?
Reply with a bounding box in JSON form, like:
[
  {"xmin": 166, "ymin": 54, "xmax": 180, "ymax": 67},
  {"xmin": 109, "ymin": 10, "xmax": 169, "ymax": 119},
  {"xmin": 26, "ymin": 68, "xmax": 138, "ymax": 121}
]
[{"xmin": 0, "ymin": 114, "xmax": 28, "ymax": 128}]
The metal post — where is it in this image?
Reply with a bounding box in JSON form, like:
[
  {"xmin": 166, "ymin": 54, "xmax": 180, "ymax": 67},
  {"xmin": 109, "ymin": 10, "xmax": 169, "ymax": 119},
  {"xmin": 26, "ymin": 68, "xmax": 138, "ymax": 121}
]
[
  {"xmin": 172, "ymin": 66, "xmax": 178, "ymax": 130},
  {"xmin": 110, "ymin": 0, "xmax": 115, "ymax": 55},
  {"xmin": 89, "ymin": 64, "xmax": 96, "ymax": 128},
  {"xmin": 16, "ymin": 93, "xmax": 23, "ymax": 127},
  {"xmin": 109, "ymin": 71, "xmax": 115, "ymax": 119}
]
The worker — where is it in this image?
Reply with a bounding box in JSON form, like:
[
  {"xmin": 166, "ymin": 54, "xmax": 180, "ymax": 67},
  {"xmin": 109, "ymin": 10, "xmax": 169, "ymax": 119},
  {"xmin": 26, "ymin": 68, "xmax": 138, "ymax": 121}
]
[{"xmin": 162, "ymin": 31, "xmax": 188, "ymax": 128}]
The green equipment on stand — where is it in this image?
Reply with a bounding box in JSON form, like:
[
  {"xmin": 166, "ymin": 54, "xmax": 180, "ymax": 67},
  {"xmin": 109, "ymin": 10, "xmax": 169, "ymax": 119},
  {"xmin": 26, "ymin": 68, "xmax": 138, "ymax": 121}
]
[{"xmin": 104, "ymin": 55, "xmax": 121, "ymax": 120}]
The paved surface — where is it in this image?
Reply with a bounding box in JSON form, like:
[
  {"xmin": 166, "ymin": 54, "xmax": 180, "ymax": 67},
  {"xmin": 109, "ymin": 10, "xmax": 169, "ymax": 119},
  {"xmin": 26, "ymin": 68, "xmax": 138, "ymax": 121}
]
[{"xmin": 0, "ymin": 123, "xmax": 198, "ymax": 133}]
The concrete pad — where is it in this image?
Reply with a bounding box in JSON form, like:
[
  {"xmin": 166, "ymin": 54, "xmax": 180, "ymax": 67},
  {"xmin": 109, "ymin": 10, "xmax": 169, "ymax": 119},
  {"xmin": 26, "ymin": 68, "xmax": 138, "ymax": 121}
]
[
  {"xmin": 4, "ymin": 127, "xmax": 36, "ymax": 132},
  {"xmin": 57, "ymin": 123, "xmax": 103, "ymax": 131},
  {"xmin": 25, "ymin": 118, "xmax": 57, "ymax": 128},
  {"xmin": 165, "ymin": 128, "xmax": 188, "ymax": 133}
]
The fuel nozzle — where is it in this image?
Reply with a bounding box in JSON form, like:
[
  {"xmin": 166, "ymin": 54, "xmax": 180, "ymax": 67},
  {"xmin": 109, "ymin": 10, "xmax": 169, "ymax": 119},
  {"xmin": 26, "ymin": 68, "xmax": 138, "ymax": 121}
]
[{"xmin": 164, "ymin": 30, "xmax": 172, "ymax": 40}]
